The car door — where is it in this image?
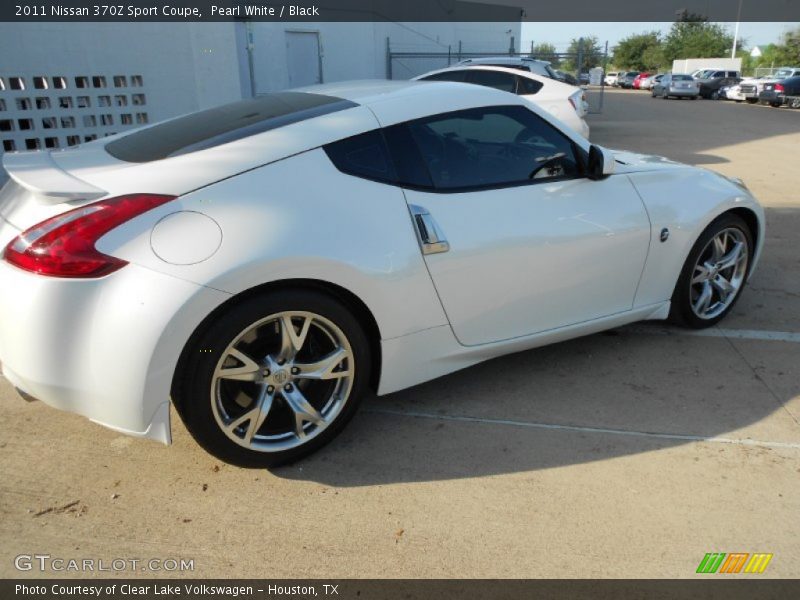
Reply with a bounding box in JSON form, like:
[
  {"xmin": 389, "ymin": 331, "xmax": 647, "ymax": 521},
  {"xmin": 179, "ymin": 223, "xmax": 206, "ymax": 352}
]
[{"xmin": 390, "ymin": 105, "xmax": 651, "ymax": 346}]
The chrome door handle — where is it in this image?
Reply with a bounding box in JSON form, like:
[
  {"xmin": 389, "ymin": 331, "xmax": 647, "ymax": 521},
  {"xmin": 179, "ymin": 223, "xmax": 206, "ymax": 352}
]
[{"xmin": 409, "ymin": 204, "xmax": 449, "ymax": 255}]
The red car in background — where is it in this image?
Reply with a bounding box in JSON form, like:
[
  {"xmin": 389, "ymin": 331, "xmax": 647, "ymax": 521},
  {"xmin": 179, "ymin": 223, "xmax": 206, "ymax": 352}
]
[{"xmin": 633, "ymin": 73, "xmax": 651, "ymax": 89}]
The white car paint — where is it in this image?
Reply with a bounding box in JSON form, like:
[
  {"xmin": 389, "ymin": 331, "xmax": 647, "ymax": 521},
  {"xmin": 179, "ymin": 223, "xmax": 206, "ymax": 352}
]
[
  {"xmin": 412, "ymin": 65, "xmax": 591, "ymax": 139},
  {"xmin": 0, "ymin": 80, "xmax": 765, "ymax": 452}
]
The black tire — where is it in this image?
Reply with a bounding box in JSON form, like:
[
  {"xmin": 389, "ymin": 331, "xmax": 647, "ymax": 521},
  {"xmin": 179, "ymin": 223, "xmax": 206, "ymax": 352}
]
[
  {"xmin": 176, "ymin": 289, "xmax": 372, "ymax": 467},
  {"xmin": 669, "ymin": 213, "xmax": 753, "ymax": 329},
  {"xmin": 691, "ymin": 96, "xmax": 698, "ymax": 100},
  {"xmin": 710, "ymin": 90, "xmax": 720, "ymax": 100},
  {"xmin": 770, "ymin": 102, "xmax": 781, "ymax": 108},
  {"xmin": 746, "ymin": 98, "xmax": 758, "ymax": 104}
]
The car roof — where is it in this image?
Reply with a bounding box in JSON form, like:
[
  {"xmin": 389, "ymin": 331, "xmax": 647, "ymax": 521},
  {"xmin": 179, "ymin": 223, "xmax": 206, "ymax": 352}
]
[
  {"xmin": 412, "ymin": 65, "xmax": 577, "ymax": 95},
  {"xmin": 296, "ymin": 78, "xmax": 533, "ymax": 128},
  {"xmin": 458, "ymin": 56, "xmax": 551, "ymax": 67}
]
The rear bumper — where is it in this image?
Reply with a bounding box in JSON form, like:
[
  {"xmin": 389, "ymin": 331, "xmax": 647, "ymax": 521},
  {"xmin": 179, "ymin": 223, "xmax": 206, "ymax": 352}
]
[
  {"xmin": 0, "ymin": 257, "xmax": 230, "ymax": 444},
  {"xmin": 758, "ymin": 91, "xmax": 783, "ymax": 104},
  {"xmin": 668, "ymin": 88, "xmax": 698, "ymax": 97}
]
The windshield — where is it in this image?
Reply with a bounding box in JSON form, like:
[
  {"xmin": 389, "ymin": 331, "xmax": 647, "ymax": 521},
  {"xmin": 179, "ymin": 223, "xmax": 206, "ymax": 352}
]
[
  {"xmin": 774, "ymin": 69, "xmax": 796, "ymax": 78},
  {"xmin": 672, "ymin": 74, "xmax": 693, "ymax": 81}
]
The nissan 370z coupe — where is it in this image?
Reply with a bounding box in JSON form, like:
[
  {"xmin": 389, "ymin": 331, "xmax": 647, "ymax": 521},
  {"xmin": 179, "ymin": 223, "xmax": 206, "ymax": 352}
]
[{"xmin": 0, "ymin": 81, "xmax": 764, "ymax": 466}]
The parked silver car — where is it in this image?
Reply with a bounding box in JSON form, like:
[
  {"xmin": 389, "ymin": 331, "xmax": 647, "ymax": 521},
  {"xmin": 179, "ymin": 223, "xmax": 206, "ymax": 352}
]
[{"xmin": 652, "ymin": 74, "xmax": 699, "ymax": 99}]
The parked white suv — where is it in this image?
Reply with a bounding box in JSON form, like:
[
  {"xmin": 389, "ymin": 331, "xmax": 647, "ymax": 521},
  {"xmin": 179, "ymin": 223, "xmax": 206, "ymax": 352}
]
[
  {"xmin": 414, "ymin": 65, "xmax": 591, "ymax": 139},
  {"xmin": 456, "ymin": 56, "xmax": 561, "ymax": 80},
  {"xmin": 605, "ymin": 71, "xmax": 619, "ymax": 86}
]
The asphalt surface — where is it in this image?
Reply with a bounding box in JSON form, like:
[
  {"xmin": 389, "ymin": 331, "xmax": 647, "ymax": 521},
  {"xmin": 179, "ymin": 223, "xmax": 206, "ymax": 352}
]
[{"xmin": 1, "ymin": 88, "xmax": 799, "ymax": 579}]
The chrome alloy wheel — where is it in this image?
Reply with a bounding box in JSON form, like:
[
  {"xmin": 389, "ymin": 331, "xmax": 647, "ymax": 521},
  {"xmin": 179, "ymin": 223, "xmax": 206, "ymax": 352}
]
[
  {"xmin": 690, "ymin": 227, "xmax": 749, "ymax": 320},
  {"xmin": 211, "ymin": 311, "xmax": 354, "ymax": 452}
]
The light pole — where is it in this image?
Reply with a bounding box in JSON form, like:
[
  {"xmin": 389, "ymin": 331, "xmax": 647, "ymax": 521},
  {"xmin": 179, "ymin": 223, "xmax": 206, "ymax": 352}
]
[{"xmin": 731, "ymin": 0, "xmax": 744, "ymax": 59}]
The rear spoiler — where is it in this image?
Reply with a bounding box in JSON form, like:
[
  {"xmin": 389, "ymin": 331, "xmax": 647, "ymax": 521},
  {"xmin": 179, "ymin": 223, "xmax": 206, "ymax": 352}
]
[{"xmin": 2, "ymin": 151, "xmax": 107, "ymax": 202}]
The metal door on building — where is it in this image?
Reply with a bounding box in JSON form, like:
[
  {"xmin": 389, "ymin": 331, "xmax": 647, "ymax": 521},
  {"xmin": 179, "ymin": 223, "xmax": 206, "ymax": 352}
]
[{"xmin": 285, "ymin": 31, "xmax": 322, "ymax": 87}]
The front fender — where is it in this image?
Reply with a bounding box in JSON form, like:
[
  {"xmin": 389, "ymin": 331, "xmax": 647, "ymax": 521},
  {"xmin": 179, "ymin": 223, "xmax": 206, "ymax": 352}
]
[{"xmin": 628, "ymin": 168, "xmax": 765, "ymax": 308}]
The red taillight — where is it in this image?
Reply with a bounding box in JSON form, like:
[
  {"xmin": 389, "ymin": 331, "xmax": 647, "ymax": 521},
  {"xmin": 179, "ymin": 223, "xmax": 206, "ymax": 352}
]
[
  {"xmin": 3, "ymin": 194, "xmax": 175, "ymax": 278},
  {"xmin": 775, "ymin": 84, "xmax": 785, "ymax": 93}
]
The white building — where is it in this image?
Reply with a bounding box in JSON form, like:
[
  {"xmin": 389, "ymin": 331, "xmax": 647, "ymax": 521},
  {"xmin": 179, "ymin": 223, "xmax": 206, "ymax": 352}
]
[{"xmin": 0, "ymin": 21, "xmax": 521, "ymax": 180}]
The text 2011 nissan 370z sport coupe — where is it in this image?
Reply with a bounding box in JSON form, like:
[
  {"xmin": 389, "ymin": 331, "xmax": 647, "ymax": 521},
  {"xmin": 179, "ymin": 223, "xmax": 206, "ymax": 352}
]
[{"xmin": 0, "ymin": 81, "xmax": 764, "ymax": 467}]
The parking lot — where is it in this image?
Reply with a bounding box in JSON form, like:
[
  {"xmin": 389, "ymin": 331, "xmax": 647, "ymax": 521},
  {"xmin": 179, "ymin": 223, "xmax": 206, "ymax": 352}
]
[{"xmin": 1, "ymin": 88, "xmax": 798, "ymax": 579}]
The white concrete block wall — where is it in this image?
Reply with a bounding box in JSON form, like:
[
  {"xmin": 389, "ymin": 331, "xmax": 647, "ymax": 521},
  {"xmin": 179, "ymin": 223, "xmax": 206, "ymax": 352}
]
[{"xmin": 0, "ymin": 23, "xmax": 243, "ymax": 182}]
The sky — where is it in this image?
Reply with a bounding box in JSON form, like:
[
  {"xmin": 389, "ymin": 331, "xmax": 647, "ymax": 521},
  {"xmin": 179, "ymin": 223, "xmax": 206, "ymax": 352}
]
[{"xmin": 521, "ymin": 22, "xmax": 799, "ymax": 52}]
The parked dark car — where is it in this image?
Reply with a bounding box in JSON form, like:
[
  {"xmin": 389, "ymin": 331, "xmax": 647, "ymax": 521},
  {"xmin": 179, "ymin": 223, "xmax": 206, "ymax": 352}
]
[
  {"xmin": 696, "ymin": 71, "xmax": 742, "ymax": 99},
  {"xmin": 759, "ymin": 76, "xmax": 800, "ymax": 108},
  {"xmin": 554, "ymin": 70, "xmax": 579, "ymax": 85},
  {"xmin": 618, "ymin": 71, "xmax": 640, "ymax": 89}
]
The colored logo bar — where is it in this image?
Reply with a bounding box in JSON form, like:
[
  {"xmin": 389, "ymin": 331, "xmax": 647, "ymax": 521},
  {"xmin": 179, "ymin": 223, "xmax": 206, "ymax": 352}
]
[{"xmin": 696, "ymin": 553, "xmax": 773, "ymax": 574}]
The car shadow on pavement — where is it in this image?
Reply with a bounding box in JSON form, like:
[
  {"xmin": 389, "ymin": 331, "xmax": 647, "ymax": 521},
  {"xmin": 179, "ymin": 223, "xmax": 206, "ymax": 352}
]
[{"xmin": 273, "ymin": 206, "xmax": 800, "ymax": 486}]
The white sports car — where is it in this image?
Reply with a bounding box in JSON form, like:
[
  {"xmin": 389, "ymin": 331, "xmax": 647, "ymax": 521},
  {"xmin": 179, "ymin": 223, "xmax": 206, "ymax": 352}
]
[
  {"xmin": 0, "ymin": 81, "xmax": 764, "ymax": 466},
  {"xmin": 413, "ymin": 65, "xmax": 591, "ymax": 139}
]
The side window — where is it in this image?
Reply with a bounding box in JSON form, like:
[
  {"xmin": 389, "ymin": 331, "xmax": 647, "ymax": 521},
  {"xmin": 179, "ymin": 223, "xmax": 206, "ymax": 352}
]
[
  {"xmin": 324, "ymin": 129, "xmax": 397, "ymax": 184},
  {"xmin": 402, "ymin": 105, "xmax": 581, "ymax": 190},
  {"xmin": 516, "ymin": 76, "xmax": 544, "ymax": 95},
  {"xmin": 465, "ymin": 70, "xmax": 517, "ymax": 93},
  {"xmin": 419, "ymin": 71, "xmax": 468, "ymax": 83}
]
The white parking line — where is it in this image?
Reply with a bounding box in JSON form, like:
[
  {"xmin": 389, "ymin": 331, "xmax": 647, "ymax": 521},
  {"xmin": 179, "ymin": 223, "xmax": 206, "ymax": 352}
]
[
  {"xmin": 625, "ymin": 325, "xmax": 800, "ymax": 344},
  {"xmin": 366, "ymin": 408, "xmax": 800, "ymax": 450}
]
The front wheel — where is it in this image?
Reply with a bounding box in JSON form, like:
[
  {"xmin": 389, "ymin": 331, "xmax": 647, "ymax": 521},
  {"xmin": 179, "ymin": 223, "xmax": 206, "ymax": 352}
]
[
  {"xmin": 177, "ymin": 289, "xmax": 371, "ymax": 467},
  {"xmin": 669, "ymin": 214, "xmax": 753, "ymax": 329}
]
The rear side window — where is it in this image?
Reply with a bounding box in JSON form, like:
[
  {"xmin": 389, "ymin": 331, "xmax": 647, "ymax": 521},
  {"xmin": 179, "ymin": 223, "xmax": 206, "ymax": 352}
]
[
  {"xmin": 420, "ymin": 71, "xmax": 468, "ymax": 83},
  {"xmin": 517, "ymin": 77, "xmax": 544, "ymax": 95},
  {"xmin": 105, "ymin": 92, "xmax": 357, "ymax": 162},
  {"xmin": 324, "ymin": 130, "xmax": 397, "ymax": 184},
  {"xmin": 465, "ymin": 70, "xmax": 517, "ymax": 93}
]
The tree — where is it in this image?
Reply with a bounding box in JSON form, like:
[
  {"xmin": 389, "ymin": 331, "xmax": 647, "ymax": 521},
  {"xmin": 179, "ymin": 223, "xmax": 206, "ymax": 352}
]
[
  {"xmin": 563, "ymin": 36, "xmax": 603, "ymax": 73},
  {"xmin": 529, "ymin": 42, "xmax": 560, "ymax": 68},
  {"xmin": 662, "ymin": 20, "xmax": 737, "ymax": 63},
  {"xmin": 773, "ymin": 26, "xmax": 800, "ymax": 65},
  {"xmin": 612, "ymin": 31, "xmax": 662, "ymax": 70}
]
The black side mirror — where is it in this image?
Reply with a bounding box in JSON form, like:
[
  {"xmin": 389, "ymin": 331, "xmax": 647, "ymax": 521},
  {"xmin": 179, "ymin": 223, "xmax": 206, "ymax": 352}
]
[{"xmin": 587, "ymin": 145, "xmax": 605, "ymax": 180}]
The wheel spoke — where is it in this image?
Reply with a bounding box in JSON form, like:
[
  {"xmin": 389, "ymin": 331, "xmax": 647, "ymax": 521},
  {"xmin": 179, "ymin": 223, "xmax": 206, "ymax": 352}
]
[
  {"xmin": 217, "ymin": 348, "xmax": 262, "ymax": 382},
  {"xmin": 283, "ymin": 386, "xmax": 325, "ymax": 438},
  {"xmin": 716, "ymin": 241, "xmax": 744, "ymax": 271},
  {"xmin": 225, "ymin": 385, "xmax": 275, "ymax": 443},
  {"xmin": 711, "ymin": 234, "xmax": 727, "ymax": 261},
  {"xmin": 693, "ymin": 281, "xmax": 713, "ymax": 315},
  {"xmin": 711, "ymin": 275, "xmax": 735, "ymax": 303},
  {"xmin": 279, "ymin": 315, "xmax": 312, "ymax": 360},
  {"xmin": 692, "ymin": 263, "xmax": 711, "ymax": 284},
  {"xmin": 295, "ymin": 347, "xmax": 350, "ymax": 380}
]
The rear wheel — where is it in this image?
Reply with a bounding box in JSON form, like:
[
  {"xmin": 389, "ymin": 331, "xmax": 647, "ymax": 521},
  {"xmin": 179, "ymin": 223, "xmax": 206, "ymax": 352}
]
[
  {"xmin": 710, "ymin": 90, "xmax": 720, "ymax": 100},
  {"xmin": 791, "ymin": 98, "xmax": 800, "ymax": 109},
  {"xmin": 670, "ymin": 214, "xmax": 753, "ymax": 329},
  {"xmin": 746, "ymin": 98, "xmax": 758, "ymax": 104},
  {"xmin": 770, "ymin": 102, "xmax": 782, "ymax": 108},
  {"xmin": 177, "ymin": 289, "xmax": 371, "ymax": 467}
]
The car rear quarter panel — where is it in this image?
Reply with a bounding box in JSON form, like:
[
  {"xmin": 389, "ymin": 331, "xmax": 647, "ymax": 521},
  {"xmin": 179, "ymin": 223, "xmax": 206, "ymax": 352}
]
[
  {"xmin": 97, "ymin": 148, "xmax": 449, "ymax": 341},
  {"xmin": 628, "ymin": 168, "xmax": 765, "ymax": 308}
]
